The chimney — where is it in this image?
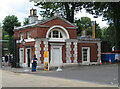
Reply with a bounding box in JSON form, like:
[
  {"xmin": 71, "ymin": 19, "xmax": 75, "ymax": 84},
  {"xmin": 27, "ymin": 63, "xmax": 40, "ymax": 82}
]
[
  {"xmin": 28, "ymin": 8, "xmax": 38, "ymax": 24},
  {"xmin": 81, "ymin": 28, "xmax": 86, "ymax": 37}
]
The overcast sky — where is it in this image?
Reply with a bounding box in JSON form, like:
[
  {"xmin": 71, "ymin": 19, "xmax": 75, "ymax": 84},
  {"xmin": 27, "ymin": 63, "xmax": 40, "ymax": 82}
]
[{"xmin": 0, "ymin": 0, "xmax": 109, "ymax": 28}]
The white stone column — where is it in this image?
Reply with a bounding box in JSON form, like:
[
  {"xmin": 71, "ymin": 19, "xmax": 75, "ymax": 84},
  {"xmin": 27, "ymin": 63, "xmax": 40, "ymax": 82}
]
[
  {"xmin": 44, "ymin": 41, "xmax": 48, "ymax": 51},
  {"xmin": 73, "ymin": 42, "xmax": 77, "ymax": 63},
  {"xmin": 35, "ymin": 39, "xmax": 41, "ymax": 64},
  {"xmin": 66, "ymin": 42, "xmax": 71, "ymax": 63},
  {"xmin": 97, "ymin": 42, "xmax": 101, "ymax": 64}
]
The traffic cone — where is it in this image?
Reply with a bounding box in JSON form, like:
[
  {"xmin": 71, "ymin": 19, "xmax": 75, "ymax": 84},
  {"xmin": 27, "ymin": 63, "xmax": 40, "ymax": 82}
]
[
  {"xmin": 100, "ymin": 59, "xmax": 102, "ymax": 64},
  {"xmin": 109, "ymin": 58, "xmax": 111, "ymax": 63}
]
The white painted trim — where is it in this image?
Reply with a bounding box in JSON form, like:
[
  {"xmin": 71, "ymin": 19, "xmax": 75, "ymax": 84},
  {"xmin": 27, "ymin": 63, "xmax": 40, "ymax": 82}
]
[
  {"xmin": 25, "ymin": 48, "xmax": 31, "ymax": 67},
  {"xmin": 97, "ymin": 42, "xmax": 101, "ymax": 63},
  {"xmin": 48, "ymin": 38, "xmax": 65, "ymax": 42},
  {"xmin": 16, "ymin": 38, "xmax": 35, "ymax": 43},
  {"xmin": 46, "ymin": 25, "xmax": 70, "ymax": 39},
  {"xmin": 14, "ymin": 23, "xmax": 37, "ymax": 30},
  {"xmin": 82, "ymin": 47, "xmax": 90, "ymax": 65},
  {"xmin": 19, "ymin": 48, "xmax": 24, "ymax": 67}
]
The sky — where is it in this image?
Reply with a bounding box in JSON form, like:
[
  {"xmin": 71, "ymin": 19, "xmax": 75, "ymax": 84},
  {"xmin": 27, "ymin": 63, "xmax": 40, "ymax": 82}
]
[{"xmin": 0, "ymin": 0, "xmax": 109, "ymax": 28}]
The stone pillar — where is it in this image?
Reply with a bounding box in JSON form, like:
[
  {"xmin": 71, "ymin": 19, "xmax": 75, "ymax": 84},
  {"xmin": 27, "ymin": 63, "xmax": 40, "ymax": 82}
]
[
  {"xmin": 66, "ymin": 42, "xmax": 71, "ymax": 63},
  {"xmin": 73, "ymin": 42, "xmax": 77, "ymax": 63},
  {"xmin": 44, "ymin": 41, "xmax": 48, "ymax": 51},
  {"xmin": 35, "ymin": 39, "xmax": 41, "ymax": 64},
  {"xmin": 97, "ymin": 42, "xmax": 101, "ymax": 63}
]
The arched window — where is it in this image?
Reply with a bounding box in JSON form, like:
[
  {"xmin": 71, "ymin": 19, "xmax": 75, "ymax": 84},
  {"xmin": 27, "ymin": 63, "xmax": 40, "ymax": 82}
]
[{"xmin": 48, "ymin": 30, "xmax": 63, "ymax": 38}]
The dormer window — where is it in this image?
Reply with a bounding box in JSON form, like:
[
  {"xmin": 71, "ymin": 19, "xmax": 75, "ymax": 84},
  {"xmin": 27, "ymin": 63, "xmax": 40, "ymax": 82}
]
[
  {"xmin": 20, "ymin": 32, "xmax": 23, "ymax": 40},
  {"xmin": 27, "ymin": 31, "xmax": 31, "ymax": 39},
  {"xmin": 48, "ymin": 30, "xmax": 63, "ymax": 38}
]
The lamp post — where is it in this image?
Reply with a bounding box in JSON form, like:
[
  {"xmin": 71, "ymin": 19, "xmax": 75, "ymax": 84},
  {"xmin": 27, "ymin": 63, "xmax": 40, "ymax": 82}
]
[{"xmin": 21, "ymin": 39, "xmax": 25, "ymax": 46}]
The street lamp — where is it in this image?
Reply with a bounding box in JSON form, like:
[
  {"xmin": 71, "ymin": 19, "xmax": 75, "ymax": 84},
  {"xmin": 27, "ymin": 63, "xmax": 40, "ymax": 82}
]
[{"xmin": 21, "ymin": 39, "xmax": 25, "ymax": 46}]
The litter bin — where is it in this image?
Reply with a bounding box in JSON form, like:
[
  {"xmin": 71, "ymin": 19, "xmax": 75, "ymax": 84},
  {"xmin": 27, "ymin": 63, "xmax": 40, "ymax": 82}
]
[{"xmin": 101, "ymin": 53, "xmax": 115, "ymax": 63}]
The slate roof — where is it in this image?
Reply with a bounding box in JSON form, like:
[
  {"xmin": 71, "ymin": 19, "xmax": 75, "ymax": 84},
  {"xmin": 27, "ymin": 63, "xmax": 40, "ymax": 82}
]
[
  {"xmin": 14, "ymin": 15, "xmax": 78, "ymax": 31},
  {"xmin": 77, "ymin": 36, "xmax": 101, "ymax": 41}
]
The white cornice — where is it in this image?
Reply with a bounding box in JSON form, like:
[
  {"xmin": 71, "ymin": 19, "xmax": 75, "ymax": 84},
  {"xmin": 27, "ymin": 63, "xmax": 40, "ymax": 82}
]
[{"xmin": 16, "ymin": 38, "xmax": 35, "ymax": 43}]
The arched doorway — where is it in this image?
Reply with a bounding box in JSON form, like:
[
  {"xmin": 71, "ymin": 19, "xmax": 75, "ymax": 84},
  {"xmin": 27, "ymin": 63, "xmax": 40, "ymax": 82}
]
[{"xmin": 46, "ymin": 25, "xmax": 69, "ymax": 66}]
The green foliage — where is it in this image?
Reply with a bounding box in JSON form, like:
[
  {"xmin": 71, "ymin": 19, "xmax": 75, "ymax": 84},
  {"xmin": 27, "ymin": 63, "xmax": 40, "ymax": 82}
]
[
  {"xmin": 102, "ymin": 24, "xmax": 115, "ymax": 51},
  {"xmin": 3, "ymin": 35, "xmax": 9, "ymax": 40},
  {"xmin": 2, "ymin": 15, "xmax": 21, "ymax": 54},
  {"xmin": 75, "ymin": 17, "xmax": 102, "ymax": 38},
  {"xmin": 23, "ymin": 18, "xmax": 29, "ymax": 25},
  {"xmin": 7, "ymin": 37, "xmax": 14, "ymax": 54},
  {"xmin": 84, "ymin": 2, "xmax": 120, "ymax": 50},
  {"xmin": 30, "ymin": 1, "xmax": 84, "ymax": 22},
  {"xmin": 2, "ymin": 15, "xmax": 21, "ymax": 37}
]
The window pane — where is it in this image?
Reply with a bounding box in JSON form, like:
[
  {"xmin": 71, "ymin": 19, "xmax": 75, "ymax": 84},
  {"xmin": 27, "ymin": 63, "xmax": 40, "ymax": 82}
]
[
  {"xmin": 83, "ymin": 48, "xmax": 88, "ymax": 61},
  {"xmin": 48, "ymin": 30, "xmax": 63, "ymax": 38},
  {"xmin": 60, "ymin": 32, "xmax": 63, "ymax": 38},
  {"xmin": 21, "ymin": 32, "xmax": 23, "ymax": 40},
  {"xmin": 53, "ymin": 30, "xmax": 58, "ymax": 34},
  {"xmin": 53, "ymin": 30, "xmax": 58, "ymax": 38},
  {"xmin": 27, "ymin": 31, "xmax": 31, "ymax": 38}
]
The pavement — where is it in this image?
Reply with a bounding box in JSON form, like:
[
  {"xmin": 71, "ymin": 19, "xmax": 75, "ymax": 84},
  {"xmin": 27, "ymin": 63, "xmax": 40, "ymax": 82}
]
[{"xmin": 1, "ymin": 63, "xmax": 119, "ymax": 87}]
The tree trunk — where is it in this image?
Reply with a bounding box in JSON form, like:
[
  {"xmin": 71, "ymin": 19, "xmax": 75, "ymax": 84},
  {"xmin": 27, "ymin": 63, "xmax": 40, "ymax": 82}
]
[
  {"xmin": 64, "ymin": 3, "xmax": 71, "ymax": 22},
  {"xmin": 64, "ymin": 2, "xmax": 75, "ymax": 23},
  {"xmin": 71, "ymin": 3, "xmax": 75, "ymax": 23}
]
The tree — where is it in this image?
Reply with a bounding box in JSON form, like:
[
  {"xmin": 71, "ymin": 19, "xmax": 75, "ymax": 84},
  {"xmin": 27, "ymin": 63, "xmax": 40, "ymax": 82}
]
[
  {"xmin": 23, "ymin": 18, "xmax": 29, "ymax": 25},
  {"xmin": 29, "ymin": 1, "xmax": 84, "ymax": 23},
  {"xmin": 84, "ymin": 2, "xmax": 120, "ymax": 50},
  {"xmin": 2, "ymin": 15, "xmax": 21, "ymax": 53},
  {"xmin": 2, "ymin": 15, "xmax": 21, "ymax": 37},
  {"xmin": 75, "ymin": 17, "xmax": 102, "ymax": 38},
  {"xmin": 102, "ymin": 24, "xmax": 115, "ymax": 51}
]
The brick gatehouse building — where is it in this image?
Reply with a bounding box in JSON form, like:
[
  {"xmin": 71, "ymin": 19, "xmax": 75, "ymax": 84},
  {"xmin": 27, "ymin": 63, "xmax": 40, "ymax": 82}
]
[{"xmin": 14, "ymin": 9, "xmax": 101, "ymax": 68}]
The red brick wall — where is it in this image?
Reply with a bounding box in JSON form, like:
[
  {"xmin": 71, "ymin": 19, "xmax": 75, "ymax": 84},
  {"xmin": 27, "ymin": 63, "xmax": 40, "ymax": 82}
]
[
  {"xmin": 14, "ymin": 27, "xmax": 38, "ymax": 39},
  {"xmin": 14, "ymin": 17, "xmax": 77, "ymax": 40},
  {"xmin": 40, "ymin": 17, "xmax": 77, "ymax": 39},
  {"xmin": 19, "ymin": 41, "xmax": 35, "ymax": 63},
  {"xmin": 40, "ymin": 41, "xmax": 44, "ymax": 64},
  {"xmin": 71, "ymin": 42, "xmax": 74, "ymax": 63},
  {"xmin": 62, "ymin": 43, "xmax": 66, "ymax": 63},
  {"xmin": 68, "ymin": 29, "xmax": 77, "ymax": 39},
  {"xmin": 41, "ymin": 18, "xmax": 74, "ymax": 27},
  {"xmin": 14, "ymin": 31, "xmax": 19, "ymax": 39},
  {"xmin": 78, "ymin": 43, "xmax": 98, "ymax": 63},
  {"xmin": 37, "ymin": 27, "xmax": 48, "ymax": 38}
]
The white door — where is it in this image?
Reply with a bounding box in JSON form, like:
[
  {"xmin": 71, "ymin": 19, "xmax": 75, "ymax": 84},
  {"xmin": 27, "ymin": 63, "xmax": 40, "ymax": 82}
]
[
  {"xmin": 82, "ymin": 47, "xmax": 90, "ymax": 65},
  {"xmin": 19, "ymin": 48, "xmax": 24, "ymax": 67},
  {"xmin": 50, "ymin": 46, "xmax": 62, "ymax": 66}
]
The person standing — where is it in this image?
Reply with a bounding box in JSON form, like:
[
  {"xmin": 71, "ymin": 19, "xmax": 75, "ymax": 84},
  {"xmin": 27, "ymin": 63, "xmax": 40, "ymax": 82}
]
[
  {"xmin": 2, "ymin": 55, "xmax": 5, "ymax": 66},
  {"xmin": 5, "ymin": 54, "xmax": 8, "ymax": 66},
  {"xmin": 32, "ymin": 55, "xmax": 38, "ymax": 72}
]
